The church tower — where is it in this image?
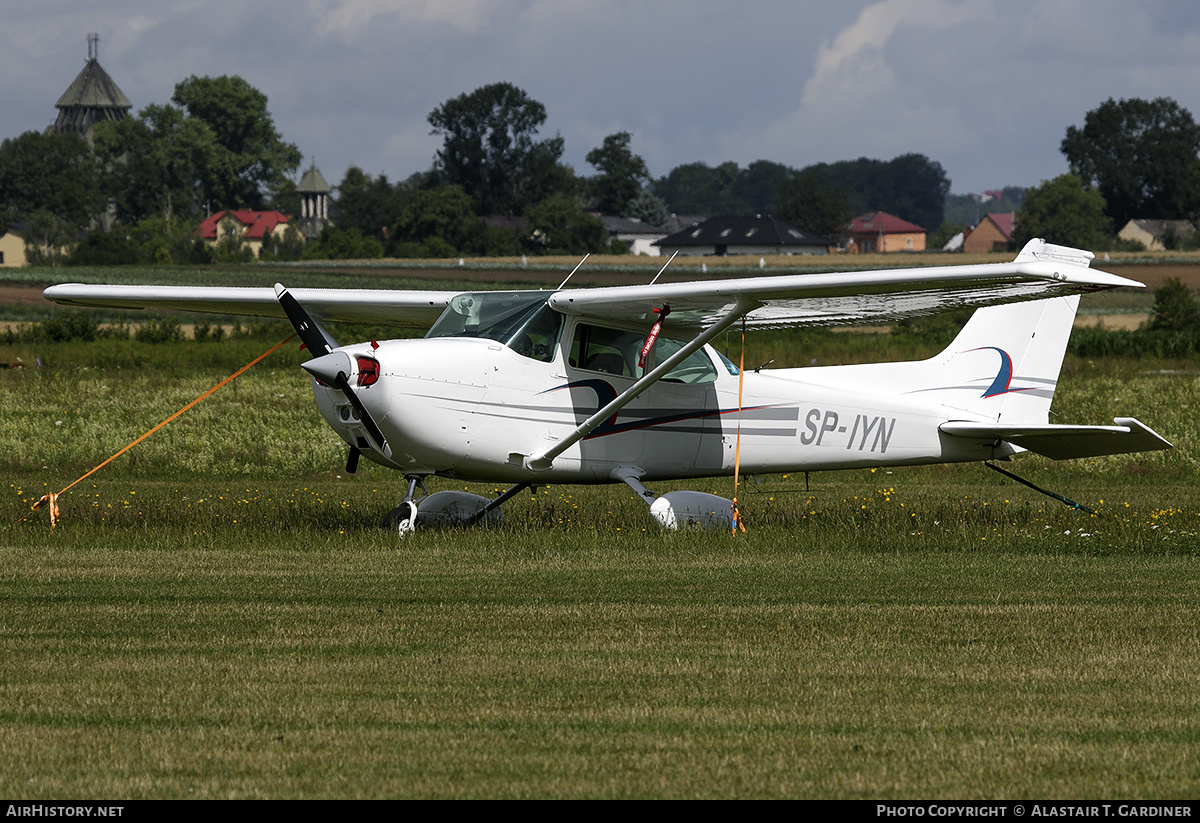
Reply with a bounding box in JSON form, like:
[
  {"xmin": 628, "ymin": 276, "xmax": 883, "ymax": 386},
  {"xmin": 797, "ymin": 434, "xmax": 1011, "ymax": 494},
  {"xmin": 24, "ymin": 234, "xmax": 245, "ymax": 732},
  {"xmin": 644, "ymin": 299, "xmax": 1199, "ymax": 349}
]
[
  {"xmin": 52, "ymin": 34, "xmax": 132, "ymax": 141},
  {"xmin": 296, "ymin": 162, "xmax": 332, "ymax": 239}
]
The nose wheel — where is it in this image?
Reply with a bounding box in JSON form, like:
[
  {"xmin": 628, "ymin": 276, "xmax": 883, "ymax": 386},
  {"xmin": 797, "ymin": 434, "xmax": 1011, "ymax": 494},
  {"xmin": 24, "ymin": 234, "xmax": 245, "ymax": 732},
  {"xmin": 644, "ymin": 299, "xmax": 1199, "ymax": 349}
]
[{"xmin": 382, "ymin": 475, "xmax": 428, "ymax": 536}]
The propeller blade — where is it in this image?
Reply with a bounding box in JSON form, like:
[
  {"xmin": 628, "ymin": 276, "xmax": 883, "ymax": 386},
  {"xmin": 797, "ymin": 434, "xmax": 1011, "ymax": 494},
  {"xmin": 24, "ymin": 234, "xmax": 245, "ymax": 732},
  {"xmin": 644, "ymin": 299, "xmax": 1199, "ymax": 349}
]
[
  {"xmin": 277, "ymin": 286, "xmax": 392, "ymax": 460},
  {"xmin": 274, "ymin": 283, "xmax": 338, "ymax": 355},
  {"xmin": 346, "ymin": 446, "xmax": 361, "ymax": 474}
]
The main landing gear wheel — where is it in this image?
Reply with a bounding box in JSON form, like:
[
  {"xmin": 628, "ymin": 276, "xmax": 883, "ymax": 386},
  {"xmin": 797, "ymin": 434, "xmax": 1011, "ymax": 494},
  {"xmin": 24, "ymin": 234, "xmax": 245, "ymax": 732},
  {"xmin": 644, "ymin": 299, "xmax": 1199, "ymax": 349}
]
[{"xmin": 381, "ymin": 477, "xmax": 518, "ymax": 536}]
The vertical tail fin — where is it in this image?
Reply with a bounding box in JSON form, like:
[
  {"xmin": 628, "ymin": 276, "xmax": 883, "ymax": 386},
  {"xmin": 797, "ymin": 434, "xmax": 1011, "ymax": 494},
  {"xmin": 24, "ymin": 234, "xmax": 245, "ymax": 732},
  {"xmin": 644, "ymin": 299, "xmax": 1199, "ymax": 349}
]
[
  {"xmin": 923, "ymin": 294, "xmax": 1079, "ymax": 423},
  {"xmin": 791, "ymin": 294, "xmax": 1080, "ymax": 425}
]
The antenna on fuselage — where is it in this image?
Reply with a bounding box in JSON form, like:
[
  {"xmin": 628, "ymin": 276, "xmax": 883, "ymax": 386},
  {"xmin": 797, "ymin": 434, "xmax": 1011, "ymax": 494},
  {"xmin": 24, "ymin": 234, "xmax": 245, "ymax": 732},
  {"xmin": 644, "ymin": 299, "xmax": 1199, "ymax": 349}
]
[
  {"xmin": 649, "ymin": 250, "xmax": 679, "ymax": 285},
  {"xmin": 557, "ymin": 254, "xmax": 590, "ymax": 289}
]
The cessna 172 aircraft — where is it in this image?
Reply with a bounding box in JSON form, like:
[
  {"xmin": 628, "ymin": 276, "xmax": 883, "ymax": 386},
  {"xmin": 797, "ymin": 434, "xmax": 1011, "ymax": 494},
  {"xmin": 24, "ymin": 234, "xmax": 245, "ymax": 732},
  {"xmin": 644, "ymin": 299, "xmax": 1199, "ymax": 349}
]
[{"xmin": 44, "ymin": 239, "xmax": 1171, "ymax": 532}]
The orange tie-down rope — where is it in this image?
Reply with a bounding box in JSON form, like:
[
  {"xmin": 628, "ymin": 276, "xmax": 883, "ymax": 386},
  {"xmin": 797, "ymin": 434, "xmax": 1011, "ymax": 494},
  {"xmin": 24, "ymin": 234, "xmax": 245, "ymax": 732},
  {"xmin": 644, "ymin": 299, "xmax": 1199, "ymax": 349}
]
[
  {"xmin": 17, "ymin": 334, "xmax": 296, "ymax": 531},
  {"xmin": 730, "ymin": 317, "xmax": 747, "ymax": 535}
]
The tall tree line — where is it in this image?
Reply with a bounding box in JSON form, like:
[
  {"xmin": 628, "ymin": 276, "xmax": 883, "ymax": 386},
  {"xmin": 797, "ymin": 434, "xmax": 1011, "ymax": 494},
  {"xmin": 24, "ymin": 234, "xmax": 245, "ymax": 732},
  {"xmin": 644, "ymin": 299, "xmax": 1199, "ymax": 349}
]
[{"xmin": 8, "ymin": 71, "xmax": 1196, "ymax": 262}]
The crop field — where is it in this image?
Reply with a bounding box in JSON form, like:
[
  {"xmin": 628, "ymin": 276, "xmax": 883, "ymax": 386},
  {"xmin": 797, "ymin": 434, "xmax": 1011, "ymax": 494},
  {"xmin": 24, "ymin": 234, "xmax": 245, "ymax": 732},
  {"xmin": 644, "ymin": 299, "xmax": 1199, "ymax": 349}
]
[{"xmin": 2, "ymin": 263, "xmax": 1200, "ymax": 798}]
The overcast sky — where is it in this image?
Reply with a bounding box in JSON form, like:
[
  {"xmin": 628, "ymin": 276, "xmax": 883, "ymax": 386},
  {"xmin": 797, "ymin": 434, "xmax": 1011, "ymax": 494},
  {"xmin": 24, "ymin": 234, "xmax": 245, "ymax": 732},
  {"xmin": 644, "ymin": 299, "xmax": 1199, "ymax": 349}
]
[{"xmin": 8, "ymin": 0, "xmax": 1200, "ymax": 198}]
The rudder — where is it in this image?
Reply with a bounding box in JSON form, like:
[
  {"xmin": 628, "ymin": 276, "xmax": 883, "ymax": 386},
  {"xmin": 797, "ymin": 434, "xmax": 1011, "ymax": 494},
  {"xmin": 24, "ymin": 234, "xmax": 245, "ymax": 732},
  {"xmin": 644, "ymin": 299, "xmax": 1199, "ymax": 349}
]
[{"xmin": 921, "ymin": 294, "xmax": 1079, "ymax": 423}]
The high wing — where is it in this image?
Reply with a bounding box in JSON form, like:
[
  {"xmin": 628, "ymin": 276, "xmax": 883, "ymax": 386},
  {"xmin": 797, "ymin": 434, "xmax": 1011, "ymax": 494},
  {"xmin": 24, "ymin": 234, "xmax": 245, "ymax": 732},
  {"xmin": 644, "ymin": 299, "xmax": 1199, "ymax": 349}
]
[
  {"xmin": 41, "ymin": 284, "xmax": 459, "ymax": 329},
  {"xmin": 44, "ymin": 241, "xmax": 1140, "ymax": 334},
  {"xmin": 550, "ymin": 242, "xmax": 1142, "ymax": 333}
]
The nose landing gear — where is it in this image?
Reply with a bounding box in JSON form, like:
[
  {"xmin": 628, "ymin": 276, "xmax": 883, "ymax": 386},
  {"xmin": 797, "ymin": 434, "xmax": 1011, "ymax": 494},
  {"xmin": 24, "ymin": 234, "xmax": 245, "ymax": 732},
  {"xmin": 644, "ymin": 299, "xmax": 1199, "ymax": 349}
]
[{"xmin": 382, "ymin": 475, "xmax": 515, "ymax": 536}]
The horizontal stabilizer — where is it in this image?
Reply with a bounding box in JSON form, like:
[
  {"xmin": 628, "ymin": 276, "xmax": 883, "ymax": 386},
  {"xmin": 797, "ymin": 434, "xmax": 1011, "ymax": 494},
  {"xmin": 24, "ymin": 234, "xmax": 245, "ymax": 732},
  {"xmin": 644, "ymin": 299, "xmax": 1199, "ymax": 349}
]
[{"xmin": 940, "ymin": 417, "xmax": 1172, "ymax": 460}]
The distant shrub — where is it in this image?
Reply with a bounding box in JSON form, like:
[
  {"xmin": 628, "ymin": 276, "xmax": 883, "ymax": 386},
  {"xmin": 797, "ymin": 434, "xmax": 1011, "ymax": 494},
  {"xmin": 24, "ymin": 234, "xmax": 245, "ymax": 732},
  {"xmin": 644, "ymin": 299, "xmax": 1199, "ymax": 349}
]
[
  {"xmin": 1147, "ymin": 277, "xmax": 1200, "ymax": 332},
  {"xmin": 192, "ymin": 320, "xmax": 226, "ymax": 342},
  {"xmin": 1110, "ymin": 238, "xmax": 1146, "ymax": 252},
  {"xmin": 483, "ymin": 227, "xmax": 520, "ymax": 257},
  {"xmin": 303, "ymin": 227, "xmax": 384, "ymax": 260},
  {"xmin": 1069, "ymin": 326, "xmax": 1200, "ymax": 358},
  {"xmin": 66, "ymin": 232, "xmax": 139, "ymax": 267},
  {"xmin": 229, "ymin": 320, "xmax": 291, "ymax": 340},
  {"xmin": 188, "ymin": 239, "xmax": 216, "ymax": 264},
  {"xmin": 37, "ymin": 310, "xmax": 98, "ymax": 342},
  {"xmin": 134, "ymin": 319, "xmax": 184, "ymax": 344}
]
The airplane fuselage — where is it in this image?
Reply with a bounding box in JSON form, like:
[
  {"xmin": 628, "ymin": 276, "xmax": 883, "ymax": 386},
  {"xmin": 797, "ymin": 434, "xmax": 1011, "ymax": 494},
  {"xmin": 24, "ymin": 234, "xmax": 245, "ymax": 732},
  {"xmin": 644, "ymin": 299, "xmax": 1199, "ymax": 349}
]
[{"xmin": 312, "ymin": 331, "xmax": 1006, "ymax": 484}]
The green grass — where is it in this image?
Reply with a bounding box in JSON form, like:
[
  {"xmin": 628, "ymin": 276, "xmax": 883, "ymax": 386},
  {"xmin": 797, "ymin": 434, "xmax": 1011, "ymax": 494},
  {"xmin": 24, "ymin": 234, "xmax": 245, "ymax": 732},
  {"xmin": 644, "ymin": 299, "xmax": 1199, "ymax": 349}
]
[
  {"xmin": 3, "ymin": 519, "xmax": 1200, "ymax": 798},
  {"xmin": 2, "ymin": 332, "xmax": 1200, "ymax": 798}
]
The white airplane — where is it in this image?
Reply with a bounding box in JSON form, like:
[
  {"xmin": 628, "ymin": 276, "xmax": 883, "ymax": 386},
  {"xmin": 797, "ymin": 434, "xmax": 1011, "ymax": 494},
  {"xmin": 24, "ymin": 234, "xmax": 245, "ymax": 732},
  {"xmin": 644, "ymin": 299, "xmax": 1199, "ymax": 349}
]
[{"xmin": 44, "ymin": 240, "xmax": 1171, "ymax": 532}]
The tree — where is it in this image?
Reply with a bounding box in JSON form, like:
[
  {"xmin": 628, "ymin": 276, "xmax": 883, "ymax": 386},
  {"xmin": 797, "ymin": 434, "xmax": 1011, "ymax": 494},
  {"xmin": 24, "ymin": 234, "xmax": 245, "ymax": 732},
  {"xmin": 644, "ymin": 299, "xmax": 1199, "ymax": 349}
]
[
  {"xmin": 523, "ymin": 197, "xmax": 608, "ymax": 254},
  {"xmin": 626, "ymin": 189, "xmax": 670, "ymax": 227},
  {"xmin": 334, "ymin": 166, "xmax": 408, "ymax": 242},
  {"xmin": 171, "ymin": 75, "xmax": 302, "ymax": 209},
  {"xmin": 428, "ymin": 82, "xmax": 568, "ymax": 215},
  {"xmin": 124, "ymin": 217, "xmax": 203, "ymax": 264},
  {"xmin": 93, "ymin": 104, "xmax": 214, "ymax": 222},
  {"xmin": 389, "ymin": 185, "xmax": 485, "ymax": 256},
  {"xmin": 1061, "ymin": 97, "xmax": 1200, "ymax": 228},
  {"xmin": 774, "ymin": 170, "xmax": 851, "ymax": 239},
  {"xmin": 260, "ymin": 223, "xmax": 306, "ymax": 262},
  {"xmin": 734, "ymin": 160, "xmax": 793, "ymax": 215},
  {"xmin": 885, "ymin": 153, "xmax": 951, "ymax": 230},
  {"xmin": 0, "ymin": 131, "xmax": 103, "ymax": 225},
  {"xmin": 653, "ymin": 161, "xmax": 742, "ymax": 216},
  {"xmin": 1012, "ymin": 174, "xmax": 1110, "ymax": 250},
  {"xmin": 927, "ymin": 221, "xmax": 967, "ymax": 251},
  {"xmin": 1146, "ymin": 278, "xmax": 1200, "ymax": 331},
  {"xmin": 66, "ymin": 230, "xmax": 140, "ymax": 266},
  {"xmin": 94, "ymin": 77, "xmax": 301, "ymax": 220},
  {"xmin": 801, "ymin": 154, "xmax": 949, "ymax": 229},
  {"xmin": 653, "ymin": 160, "xmax": 790, "ymax": 217},
  {"xmin": 303, "ymin": 227, "xmax": 384, "ymax": 260},
  {"xmin": 25, "ymin": 209, "xmax": 80, "ymax": 264},
  {"xmin": 586, "ymin": 131, "xmax": 649, "ymax": 215}
]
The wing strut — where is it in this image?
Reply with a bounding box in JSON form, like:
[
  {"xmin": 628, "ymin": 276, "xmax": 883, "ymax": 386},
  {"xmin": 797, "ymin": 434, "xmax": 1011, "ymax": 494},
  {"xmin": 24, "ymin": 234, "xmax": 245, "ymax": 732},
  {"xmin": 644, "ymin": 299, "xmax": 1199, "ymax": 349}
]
[{"xmin": 525, "ymin": 297, "xmax": 758, "ymax": 472}]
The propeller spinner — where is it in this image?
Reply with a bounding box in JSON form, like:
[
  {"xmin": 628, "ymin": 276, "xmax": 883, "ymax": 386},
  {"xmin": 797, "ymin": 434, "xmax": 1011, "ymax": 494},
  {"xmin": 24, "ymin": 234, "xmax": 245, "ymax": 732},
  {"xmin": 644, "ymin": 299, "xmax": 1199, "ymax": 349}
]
[{"xmin": 275, "ymin": 284, "xmax": 392, "ymax": 459}]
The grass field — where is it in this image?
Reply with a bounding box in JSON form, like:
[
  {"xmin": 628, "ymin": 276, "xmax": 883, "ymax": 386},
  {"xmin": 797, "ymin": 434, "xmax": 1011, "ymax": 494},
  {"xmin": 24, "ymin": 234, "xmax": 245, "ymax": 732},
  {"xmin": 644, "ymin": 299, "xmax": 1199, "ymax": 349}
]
[
  {"xmin": 3, "ymin": 265, "xmax": 1200, "ymax": 798},
  {"xmin": 4, "ymin": 517, "xmax": 1200, "ymax": 798}
]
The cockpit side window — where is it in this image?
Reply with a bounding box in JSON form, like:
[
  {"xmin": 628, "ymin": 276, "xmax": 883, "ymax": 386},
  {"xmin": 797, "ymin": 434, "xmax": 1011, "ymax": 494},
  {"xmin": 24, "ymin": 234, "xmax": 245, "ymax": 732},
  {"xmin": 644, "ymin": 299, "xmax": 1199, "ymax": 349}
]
[
  {"xmin": 568, "ymin": 322, "xmax": 718, "ymax": 384},
  {"xmin": 507, "ymin": 303, "xmax": 563, "ymax": 363},
  {"xmin": 568, "ymin": 324, "xmax": 642, "ymax": 377}
]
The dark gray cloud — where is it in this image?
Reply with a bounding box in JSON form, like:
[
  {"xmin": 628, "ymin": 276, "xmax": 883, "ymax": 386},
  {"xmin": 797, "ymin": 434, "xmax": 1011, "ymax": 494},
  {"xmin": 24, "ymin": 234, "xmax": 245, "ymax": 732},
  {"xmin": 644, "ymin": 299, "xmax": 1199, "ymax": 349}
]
[{"xmin": 8, "ymin": 0, "xmax": 1200, "ymax": 196}]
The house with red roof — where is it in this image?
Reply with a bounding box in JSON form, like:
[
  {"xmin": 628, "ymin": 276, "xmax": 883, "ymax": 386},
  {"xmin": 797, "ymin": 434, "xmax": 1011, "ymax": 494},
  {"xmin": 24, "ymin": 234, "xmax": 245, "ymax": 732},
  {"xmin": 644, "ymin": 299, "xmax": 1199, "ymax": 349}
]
[
  {"xmin": 197, "ymin": 210, "xmax": 295, "ymax": 256},
  {"xmin": 844, "ymin": 211, "xmax": 927, "ymax": 253},
  {"xmin": 962, "ymin": 212, "xmax": 1015, "ymax": 253}
]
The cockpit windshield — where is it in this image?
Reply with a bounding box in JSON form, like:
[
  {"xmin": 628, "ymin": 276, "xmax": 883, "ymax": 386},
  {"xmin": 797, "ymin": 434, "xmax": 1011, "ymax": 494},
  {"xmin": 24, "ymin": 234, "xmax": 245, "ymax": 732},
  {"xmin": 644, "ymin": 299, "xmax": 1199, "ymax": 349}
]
[{"xmin": 425, "ymin": 291, "xmax": 562, "ymax": 363}]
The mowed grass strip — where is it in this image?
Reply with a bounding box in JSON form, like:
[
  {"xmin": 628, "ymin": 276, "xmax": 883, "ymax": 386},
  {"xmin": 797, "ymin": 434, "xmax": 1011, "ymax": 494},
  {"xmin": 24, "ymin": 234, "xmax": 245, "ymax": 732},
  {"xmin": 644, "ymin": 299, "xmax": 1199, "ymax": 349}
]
[{"xmin": 4, "ymin": 488, "xmax": 1200, "ymax": 798}]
